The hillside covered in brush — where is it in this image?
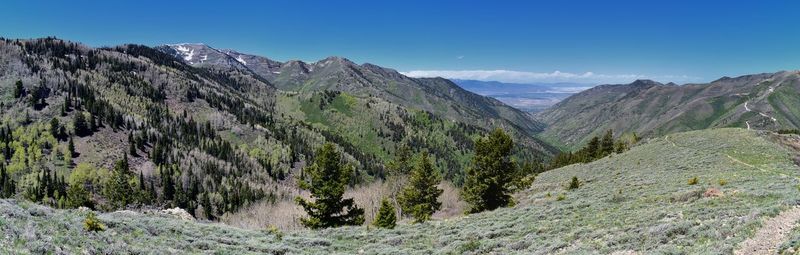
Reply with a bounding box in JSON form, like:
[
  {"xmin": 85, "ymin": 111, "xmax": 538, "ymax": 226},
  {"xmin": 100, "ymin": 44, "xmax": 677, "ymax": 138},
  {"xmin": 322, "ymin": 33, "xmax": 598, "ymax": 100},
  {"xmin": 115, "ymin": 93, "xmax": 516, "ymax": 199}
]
[
  {"xmin": 0, "ymin": 37, "xmax": 553, "ymax": 220},
  {"xmin": 535, "ymin": 72, "xmax": 800, "ymax": 148},
  {"xmin": 4, "ymin": 128, "xmax": 799, "ymax": 254},
  {"xmin": 158, "ymin": 43, "xmax": 546, "ymax": 137}
]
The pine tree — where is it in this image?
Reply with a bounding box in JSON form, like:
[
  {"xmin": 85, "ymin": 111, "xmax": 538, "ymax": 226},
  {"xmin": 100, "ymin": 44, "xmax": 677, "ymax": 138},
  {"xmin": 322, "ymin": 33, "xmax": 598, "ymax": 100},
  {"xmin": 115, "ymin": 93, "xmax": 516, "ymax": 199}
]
[
  {"xmin": 129, "ymin": 133, "xmax": 137, "ymax": 156},
  {"xmin": 373, "ymin": 197, "xmax": 397, "ymax": 229},
  {"xmin": 64, "ymin": 94, "xmax": 72, "ymax": 110},
  {"xmin": 13, "ymin": 80, "xmax": 23, "ymax": 98},
  {"xmin": 600, "ymin": 130, "xmax": 614, "ymax": 157},
  {"xmin": 105, "ymin": 155, "xmax": 133, "ymax": 209},
  {"xmin": 202, "ymin": 192, "xmax": 215, "ymax": 220},
  {"xmin": 295, "ymin": 143, "xmax": 364, "ymax": 229},
  {"xmin": 161, "ymin": 166, "xmax": 176, "ymax": 202},
  {"xmin": 66, "ymin": 183, "xmax": 92, "ymax": 208},
  {"xmin": 49, "ymin": 118, "xmax": 60, "ymax": 138},
  {"xmin": 88, "ymin": 113, "xmax": 97, "ymax": 132},
  {"xmin": 398, "ymin": 152, "xmax": 442, "ymax": 223},
  {"xmin": 462, "ymin": 128, "xmax": 517, "ymax": 213},
  {"xmin": 0, "ymin": 164, "xmax": 14, "ymax": 198},
  {"xmin": 584, "ymin": 136, "xmax": 601, "ymax": 161},
  {"xmin": 67, "ymin": 136, "xmax": 75, "ymax": 155},
  {"xmin": 73, "ymin": 112, "xmax": 90, "ymax": 136},
  {"xmin": 386, "ymin": 144, "xmax": 412, "ymax": 176}
]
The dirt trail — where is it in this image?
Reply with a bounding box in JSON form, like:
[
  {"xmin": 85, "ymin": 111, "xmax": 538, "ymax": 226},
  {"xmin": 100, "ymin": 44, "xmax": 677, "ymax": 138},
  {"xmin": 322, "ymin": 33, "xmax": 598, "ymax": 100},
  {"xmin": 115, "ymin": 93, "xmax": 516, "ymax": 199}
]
[
  {"xmin": 740, "ymin": 82, "xmax": 780, "ymax": 130},
  {"xmin": 734, "ymin": 206, "xmax": 800, "ymax": 255}
]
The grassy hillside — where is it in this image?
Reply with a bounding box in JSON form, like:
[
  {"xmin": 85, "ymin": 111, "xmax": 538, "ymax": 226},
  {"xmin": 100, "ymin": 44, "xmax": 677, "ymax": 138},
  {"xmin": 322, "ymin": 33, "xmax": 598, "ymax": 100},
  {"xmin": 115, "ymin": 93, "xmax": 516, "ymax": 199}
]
[
  {"xmin": 276, "ymin": 90, "xmax": 552, "ymax": 183},
  {"xmin": 3, "ymin": 128, "xmax": 799, "ymax": 254},
  {"xmin": 536, "ymin": 72, "xmax": 800, "ymax": 149}
]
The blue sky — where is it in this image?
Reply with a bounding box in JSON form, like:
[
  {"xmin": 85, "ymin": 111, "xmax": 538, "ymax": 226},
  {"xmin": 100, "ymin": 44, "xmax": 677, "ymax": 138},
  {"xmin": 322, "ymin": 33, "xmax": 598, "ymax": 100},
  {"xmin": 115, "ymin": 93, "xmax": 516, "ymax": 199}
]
[{"xmin": 2, "ymin": 0, "xmax": 799, "ymax": 84}]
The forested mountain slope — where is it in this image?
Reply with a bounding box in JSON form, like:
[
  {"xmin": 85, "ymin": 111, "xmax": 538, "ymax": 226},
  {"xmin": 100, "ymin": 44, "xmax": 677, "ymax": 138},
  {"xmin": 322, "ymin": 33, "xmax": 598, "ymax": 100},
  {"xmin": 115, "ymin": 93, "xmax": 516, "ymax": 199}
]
[
  {"xmin": 0, "ymin": 37, "xmax": 554, "ymax": 221},
  {"xmin": 4, "ymin": 128, "xmax": 799, "ymax": 254},
  {"xmin": 161, "ymin": 44, "xmax": 546, "ymax": 137},
  {"xmin": 536, "ymin": 72, "xmax": 800, "ymax": 149}
]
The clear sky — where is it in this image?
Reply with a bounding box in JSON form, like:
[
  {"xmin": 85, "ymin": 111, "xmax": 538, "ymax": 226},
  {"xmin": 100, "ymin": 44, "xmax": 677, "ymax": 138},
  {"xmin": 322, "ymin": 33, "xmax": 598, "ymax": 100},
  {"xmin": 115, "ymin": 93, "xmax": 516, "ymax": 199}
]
[{"xmin": 2, "ymin": 0, "xmax": 799, "ymax": 84}]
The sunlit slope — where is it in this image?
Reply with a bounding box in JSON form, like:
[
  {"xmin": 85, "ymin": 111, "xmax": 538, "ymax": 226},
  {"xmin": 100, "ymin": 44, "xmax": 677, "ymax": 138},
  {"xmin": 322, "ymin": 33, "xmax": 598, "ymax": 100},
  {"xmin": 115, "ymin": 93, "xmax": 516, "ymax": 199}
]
[
  {"xmin": 2, "ymin": 128, "xmax": 798, "ymax": 254},
  {"xmin": 536, "ymin": 72, "xmax": 800, "ymax": 149}
]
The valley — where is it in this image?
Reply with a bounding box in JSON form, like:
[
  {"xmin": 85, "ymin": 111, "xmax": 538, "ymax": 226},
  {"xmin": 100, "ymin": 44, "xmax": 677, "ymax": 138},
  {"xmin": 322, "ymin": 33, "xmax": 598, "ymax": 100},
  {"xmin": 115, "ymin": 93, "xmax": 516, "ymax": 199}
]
[{"xmin": 1, "ymin": 36, "xmax": 800, "ymax": 254}]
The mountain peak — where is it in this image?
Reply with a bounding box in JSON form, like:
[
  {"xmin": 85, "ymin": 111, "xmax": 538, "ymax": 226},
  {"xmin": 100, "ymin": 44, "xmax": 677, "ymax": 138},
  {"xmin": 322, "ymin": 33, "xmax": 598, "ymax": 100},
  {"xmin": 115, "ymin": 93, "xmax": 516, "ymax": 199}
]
[
  {"xmin": 168, "ymin": 42, "xmax": 206, "ymax": 46},
  {"xmin": 159, "ymin": 43, "xmax": 249, "ymax": 69},
  {"xmin": 629, "ymin": 79, "xmax": 662, "ymax": 87},
  {"xmin": 316, "ymin": 56, "xmax": 355, "ymax": 66}
]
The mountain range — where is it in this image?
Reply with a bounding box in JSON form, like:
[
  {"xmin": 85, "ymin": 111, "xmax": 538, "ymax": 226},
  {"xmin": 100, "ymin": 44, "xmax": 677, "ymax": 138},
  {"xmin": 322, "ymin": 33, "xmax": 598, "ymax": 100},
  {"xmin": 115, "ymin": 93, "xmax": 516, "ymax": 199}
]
[
  {"xmin": 534, "ymin": 72, "xmax": 800, "ymax": 148},
  {"xmin": 0, "ymin": 37, "xmax": 555, "ymax": 219},
  {"xmin": 2, "ymin": 36, "xmax": 800, "ymax": 254},
  {"xmin": 158, "ymin": 43, "xmax": 546, "ymax": 136}
]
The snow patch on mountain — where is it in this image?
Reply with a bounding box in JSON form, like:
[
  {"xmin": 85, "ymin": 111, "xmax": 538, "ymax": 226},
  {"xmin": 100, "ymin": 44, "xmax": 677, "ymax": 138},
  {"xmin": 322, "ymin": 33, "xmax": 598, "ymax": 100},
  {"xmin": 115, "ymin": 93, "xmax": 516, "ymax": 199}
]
[{"xmin": 235, "ymin": 55, "xmax": 247, "ymax": 65}]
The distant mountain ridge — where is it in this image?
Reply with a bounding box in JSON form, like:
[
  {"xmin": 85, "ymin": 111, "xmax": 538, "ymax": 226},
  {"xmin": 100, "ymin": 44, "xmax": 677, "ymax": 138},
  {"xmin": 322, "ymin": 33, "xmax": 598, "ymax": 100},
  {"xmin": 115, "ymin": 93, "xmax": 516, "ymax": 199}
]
[
  {"xmin": 159, "ymin": 43, "xmax": 546, "ymax": 136},
  {"xmin": 535, "ymin": 71, "xmax": 800, "ymax": 148}
]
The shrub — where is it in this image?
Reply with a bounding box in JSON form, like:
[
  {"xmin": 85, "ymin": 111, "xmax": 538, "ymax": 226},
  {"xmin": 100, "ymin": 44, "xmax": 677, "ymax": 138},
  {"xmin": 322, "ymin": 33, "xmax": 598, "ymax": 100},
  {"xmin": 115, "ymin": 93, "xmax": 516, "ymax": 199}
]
[
  {"xmin": 459, "ymin": 239, "xmax": 480, "ymax": 253},
  {"xmin": 718, "ymin": 179, "xmax": 727, "ymax": 186},
  {"xmin": 266, "ymin": 225, "xmax": 283, "ymax": 241},
  {"xmin": 688, "ymin": 177, "xmax": 699, "ymax": 185},
  {"xmin": 83, "ymin": 212, "xmax": 105, "ymax": 232},
  {"xmin": 777, "ymin": 129, "xmax": 800, "ymax": 135},
  {"xmin": 556, "ymin": 194, "xmax": 566, "ymax": 201},
  {"xmin": 609, "ymin": 189, "xmax": 626, "ymax": 203},
  {"xmin": 567, "ymin": 176, "xmax": 580, "ymax": 190}
]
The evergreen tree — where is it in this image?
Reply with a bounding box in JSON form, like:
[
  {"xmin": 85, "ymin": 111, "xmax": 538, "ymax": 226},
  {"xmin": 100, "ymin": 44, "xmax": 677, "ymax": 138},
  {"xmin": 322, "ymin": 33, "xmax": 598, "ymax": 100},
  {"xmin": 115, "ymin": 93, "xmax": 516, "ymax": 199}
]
[
  {"xmin": 13, "ymin": 80, "xmax": 23, "ymax": 98},
  {"xmin": 398, "ymin": 152, "xmax": 442, "ymax": 223},
  {"xmin": 129, "ymin": 133, "xmax": 137, "ymax": 156},
  {"xmin": 201, "ymin": 192, "xmax": 215, "ymax": 220},
  {"xmin": 49, "ymin": 118, "xmax": 60, "ymax": 138},
  {"xmin": 567, "ymin": 176, "xmax": 580, "ymax": 190},
  {"xmin": 88, "ymin": 113, "xmax": 97, "ymax": 132},
  {"xmin": 105, "ymin": 155, "xmax": 133, "ymax": 209},
  {"xmin": 64, "ymin": 94, "xmax": 72, "ymax": 110},
  {"xmin": 584, "ymin": 136, "xmax": 601, "ymax": 162},
  {"xmin": 67, "ymin": 136, "xmax": 75, "ymax": 156},
  {"xmin": 386, "ymin": 144, "xmax": 412, "ymax": 176},
  {"xmin": 66, "ymin": 183, "xmax": 92, "ymax": 208},
  {"xmin": 295, "ymin": 143, "xmax": 364, "ymax": 229},
  {"xmin": 462, "ymin": 128, "xmax": 517, "ymax": 213},
  {"xmin": 600, "ymin": 130, "xmax": 614, "ymax": 157},
  {"xmin": 385, "ymin": 143, "xmax": 413, "ymax": 214},
  {"xmin": 373, "ymin": 197, "xmax": 397, "ymax": 229},
  {"xmin": 0, "ymin": 164, "xmax": 15, "ymax": 198},
  {"xmin": 73, "ymin": 112, "xmax": 90, "ymax": 136},
  {"xmin": 160, "ymin": 165, "xmax": 176, "ymax": 202},
  {"xmin": 614, "ymin": 141, "xmax": 628, "ymax": 154}
]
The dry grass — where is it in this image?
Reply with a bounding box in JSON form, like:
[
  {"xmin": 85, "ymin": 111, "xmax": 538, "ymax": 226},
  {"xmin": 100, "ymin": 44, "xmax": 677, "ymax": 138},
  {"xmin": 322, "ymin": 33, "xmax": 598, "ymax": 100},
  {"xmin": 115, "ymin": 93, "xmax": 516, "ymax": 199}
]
[{"xmin": 223, "ymin": 179, "xmax": 466, "ymax": 231}]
